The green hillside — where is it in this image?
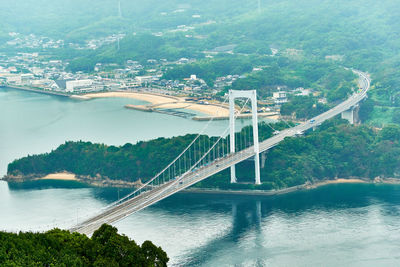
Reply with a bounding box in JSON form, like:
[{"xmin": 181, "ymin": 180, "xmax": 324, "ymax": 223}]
[
  {"xmin": 1, "ymin": 0, "xmax": 400, "ymax": 124},
  {"xmin": 7, "ymin": 121, "xmax": 400, "ymax": 190}
]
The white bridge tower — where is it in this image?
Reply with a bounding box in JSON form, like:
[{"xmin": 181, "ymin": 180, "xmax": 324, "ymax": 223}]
[{"xmin": 229, "ymin": 90, "xmax": 261, "ymax": 185}]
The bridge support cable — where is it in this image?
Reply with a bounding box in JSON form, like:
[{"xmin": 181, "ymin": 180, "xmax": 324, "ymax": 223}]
[
  {"xmin": 226, "ymin": 135, "xmax": 229, "ymax": 156},
  {"xmin": 80, "ymin": 108, "xmax": 254, "ymax": 232},
  {"xmin": 97, "ymin": 95, "xmax": 251, "ymax": 215},
  {"xmin": 208, "ymin": 138, "xmax": 211, "ymax": 163},
  {"xmin": 99, "ymin": 96, "xmax": 231, "ymax": 211}
]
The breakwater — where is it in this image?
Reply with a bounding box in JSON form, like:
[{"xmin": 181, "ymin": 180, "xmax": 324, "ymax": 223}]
[
  {"xmin": 125, "ymin": 104, "xmax": 196, "ymax": 118},
  {"xmin": 4, "ymin": 85, "xmax": 71, "ymax": 97}
]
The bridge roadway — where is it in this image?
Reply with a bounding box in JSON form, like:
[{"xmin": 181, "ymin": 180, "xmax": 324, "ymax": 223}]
[{"xmin": 71, "ymin": 71, "xmax": 370, "ymax": 236}]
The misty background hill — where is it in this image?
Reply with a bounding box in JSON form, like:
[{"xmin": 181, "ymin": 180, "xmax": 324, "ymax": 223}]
[
  {"xmin": 1, "ymin": 0, "xmax": 398, "ymax": 68},
  {"xmin": 0, "ymin": 0, "xmax": 255, "ymax": 41}
]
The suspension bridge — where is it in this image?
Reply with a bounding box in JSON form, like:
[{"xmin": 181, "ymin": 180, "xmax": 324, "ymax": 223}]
[{"xmin": 70, "ymin": 70, "xmax": 370, "ymax": 236}]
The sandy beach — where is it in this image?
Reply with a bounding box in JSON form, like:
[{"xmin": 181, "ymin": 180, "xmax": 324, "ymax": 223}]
[
  {"xmin": 83, "ymin": 91, "xmax": 179, "ymax": 105},
  {"xmin": 39, "ymin": 173, "xmax": 77, "ymax": 181},
  {"xmin": 82, "ymin": 91, "xmax": 230, "ymax": 116}
]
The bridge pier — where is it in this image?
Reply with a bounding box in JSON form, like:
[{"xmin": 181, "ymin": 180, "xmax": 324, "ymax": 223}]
[
  {"xmin": 229, "ymin": 90, "xmax": 261, "ymax": 185},
  {"xmin": 229, "ymin": 91, "xmax": 237, "ymax": 183},
  {"xmin": 260, "ymin": 152, "xmax": 267, "ymax": 169},
  {"xmin": 341, "ymin": 104, "xmax": 359, "ymax": 125}
]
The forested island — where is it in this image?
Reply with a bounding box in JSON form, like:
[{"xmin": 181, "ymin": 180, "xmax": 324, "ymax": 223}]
[
  {"xmin": 5, "ymin": 120, "xmax": 400, "ymax": 191},
  {"xmin": 0, "ymin": 224, "xmax": 168, "ymax": 266}
]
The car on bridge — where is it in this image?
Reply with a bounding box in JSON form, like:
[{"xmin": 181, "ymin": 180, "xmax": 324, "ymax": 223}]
[{"xmin": 310, "ymin": 119, "xmax": 315, "ymax": 124}]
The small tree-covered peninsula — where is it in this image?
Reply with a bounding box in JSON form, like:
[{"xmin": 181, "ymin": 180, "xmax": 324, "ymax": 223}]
[{"xmin": 5, "ymin": 120, "xmax": 400, "ymax": 190}]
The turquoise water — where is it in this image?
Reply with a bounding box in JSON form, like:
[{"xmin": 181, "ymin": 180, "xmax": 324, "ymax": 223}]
[
  {"xmin": 1, "ymin": 88, "xmax": 400, "ymax": 266},
  {"xmin": 2, "ymin": 181, "xmax": 400, "ymax": 266}
]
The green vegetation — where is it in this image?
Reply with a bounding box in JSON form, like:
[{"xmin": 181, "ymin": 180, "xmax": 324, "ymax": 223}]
[
  {"xmin": 34, "ymin": 0, "xmax": 400, "ymax": 124},
  {"xmin": 4, "ymin": 0, "xmax": 400, "ymax": 124},
  {"xmin": 162, "ymin": 55, "xmax": 357, "ymax": 101},
  {"xmin": 67, "ymin": 33, "xmax": 196, "ymax": 72},
  {"xmin": 8, "ymin": 135, "xmax": 194, "ymax": 182},
  {"xmin": 0, "ymin": 224, "xmax": 168, "ymax": 266},
  {"xmin": 0, "ymin": 0, "xmax": 255, "ymax": 42},
  {"xmin": 199, "ymin": 120, "xmax": 400, "ymax": 189},
  {"xmin": 231, "ymin": 58, "xmax": 357, "ymax": 99},
  {"xmin": 6, "ymin": 122, "xmax": 289, "ymax": 183},
  {"xmin": 162, "ymin": 55, "xmax": 253, "ymax": 86},
  {"xmin": 280, "ymin": 96, "xmax": 328, "ymax": 120},
  {"xmin": 7, "ymin": 120, "xmax": 400, "ymax": 190}
]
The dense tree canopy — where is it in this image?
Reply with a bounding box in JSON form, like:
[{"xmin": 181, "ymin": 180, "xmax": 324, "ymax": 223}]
[
  {"xmin": 162, "ymin": 55, "xmax": 253, "ymax": 86},
  {"xmin": 7, "ymin": 121, "xmax": 400, "ymax": 190},
  {"xmin": 196, "ymin": 120, "xmax": 400, "ymax": 190},
  {"xmin": 6, "ymin": 122, "xmax": 288, "ymax": 183},
  {"xmin": 280, "ymin": 95, "xmax": 328, "ymax": 120},
  {"xmin": 0, "ymin": 224, "xmax": 168, "ymax": 266}
]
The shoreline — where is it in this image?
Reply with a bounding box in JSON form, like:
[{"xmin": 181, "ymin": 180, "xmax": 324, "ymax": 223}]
[
  {"xmin": 3, "ymin": 174, "xmax": 399, "ymax": 196},
  {"xmin": 3, "ymin": 85, "xmax": 71, "ymax": 97},
  {"xmin": 83, "ymin": 91, "xmax": 230, "ymax": 117},
  {"xmin": 2, "ymin": 86, "xmax": 279, "ymax": 120},
  {"xmin": 183, "ymin": 178, "xmax": 400, "ymax": 196},
  {"xmin": 39, "ymin": 173, "xmax": 77, "ymax": 181},
  {"xmin": 84, "ymin": 91, "xmax": 279, "ymax": 120},
  {"xmin": 2, "ymin": 85, "xmax": 229, "ymax": 117}
]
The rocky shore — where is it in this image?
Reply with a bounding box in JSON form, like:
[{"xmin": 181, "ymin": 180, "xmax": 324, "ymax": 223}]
[{"xmin": 3, "ymin": 173, "xmax": 399, "ymax": 196}]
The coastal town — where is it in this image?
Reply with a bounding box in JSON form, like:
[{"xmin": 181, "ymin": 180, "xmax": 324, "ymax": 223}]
[{"xmin": 0, "ymin": 47, "xmax": 318, "ymax": 120}]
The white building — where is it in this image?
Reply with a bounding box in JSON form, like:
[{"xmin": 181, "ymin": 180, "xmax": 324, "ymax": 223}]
[
  {"xmin": 31, "ymin": 67, "xmax": 44, "ymax": 76},
  {"xmin": 66, "ymin": 79, "xmax": 93, "ymax": 92},
  {"xmin": 31, "ymin": 79, "xmax": 53, "ymax": 88},
  {"xmin": 21, "ymin": 74, "xmax": 34, "ymax": 84},
  {"xmin": 54, "ymin": 79, "xmax": 93, "ymax": 92},
  {"xmin": 135, "ymin": 76, "xmax": 153, "ymax": 84},
  {"xmin": 6, "ymin": 75, "xmax": 22, "ymax": 84},
  {"xmin": 294, "ymin": 87, "xmax": 311, "ymax": 96},
  {"xmin": 272, "ymin": 91, "xmax": 288, "ymax": 104}
]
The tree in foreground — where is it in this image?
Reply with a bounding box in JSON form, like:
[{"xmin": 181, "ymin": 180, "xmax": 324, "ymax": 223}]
[{"xmin": 0, "ymin": 224, "xmax": 169, "ymax": 266}]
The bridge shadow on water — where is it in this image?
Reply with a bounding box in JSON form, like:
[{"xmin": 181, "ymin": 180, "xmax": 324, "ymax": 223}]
[
  {"xmin": 149, "ymin": 184, "xmax": 400, "ymax": 266},
  {"xmin": 7, "ymin": 181, "xmax": 400, "ymax": 263},
  {"xmin": 8, "ymin": 181, "xmax": 400, "ymax": 213},
  {"xmin": 7, "ymin": 181, "xmax": 400, "ymax": 218}
]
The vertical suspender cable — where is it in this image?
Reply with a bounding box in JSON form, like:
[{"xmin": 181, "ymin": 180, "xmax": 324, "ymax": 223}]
[{"xmin": 184, "ymin": 149, "xmax": 187, "ymax": 173}]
